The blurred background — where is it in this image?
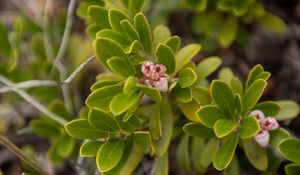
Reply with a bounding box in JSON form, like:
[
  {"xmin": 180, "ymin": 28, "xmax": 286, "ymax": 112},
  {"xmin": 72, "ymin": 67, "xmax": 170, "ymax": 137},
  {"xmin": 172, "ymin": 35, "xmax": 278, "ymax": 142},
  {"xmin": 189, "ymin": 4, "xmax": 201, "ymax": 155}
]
[{"xmin": 0, "ymin": 0, "xmax": 300, "ymax": 174}]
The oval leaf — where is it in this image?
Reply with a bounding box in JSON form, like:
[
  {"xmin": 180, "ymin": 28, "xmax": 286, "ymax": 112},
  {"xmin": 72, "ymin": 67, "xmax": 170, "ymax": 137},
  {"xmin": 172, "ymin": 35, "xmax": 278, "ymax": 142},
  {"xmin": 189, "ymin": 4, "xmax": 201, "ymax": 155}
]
[
  {"xmin": 214, "ymin": 119, "xmax": 238, "ymax": 138},
  {"xmin": 88, "ymin": 108, "xmax": 119, "ymax": 132},
  {"xmin": 240, "ymin": 116, "xmax": 260, "ymax": 139},
  {"xmin": 156, "ymin": 43, "xmax": 175, "ymax": 74}
]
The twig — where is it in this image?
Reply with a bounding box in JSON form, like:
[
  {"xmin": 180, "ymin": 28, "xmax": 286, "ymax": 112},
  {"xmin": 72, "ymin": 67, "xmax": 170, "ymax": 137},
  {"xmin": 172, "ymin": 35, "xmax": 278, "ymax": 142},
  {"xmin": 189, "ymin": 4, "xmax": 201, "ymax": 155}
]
[
  {"xmin": 0, "ymin": 75, "xmax": 67, "ymax": 126},
  {"xmin": 0, "ymin": 135, "xmax": 51, "ymax": 175},
  {"xmin": 62, "ymin": 55, "xmax": 96, "ymax": 84},
  {"xmin": 42, "ymin": 0, "xmax": 55, "ymax": 61},
  {"xmin": 0, "ymin": 80, "xmax": 58, "ymax": 93}
]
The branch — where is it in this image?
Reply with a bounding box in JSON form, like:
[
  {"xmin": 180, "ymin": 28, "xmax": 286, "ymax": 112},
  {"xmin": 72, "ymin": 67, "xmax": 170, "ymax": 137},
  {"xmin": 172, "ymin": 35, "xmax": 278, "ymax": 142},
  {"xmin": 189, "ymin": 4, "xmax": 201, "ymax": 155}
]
[
  {"xmin": 0, "ymin": 75, "xmax": 67, "ymax": 126},
  {"xmin": 62, "ymin": 55, "xmax": 96, "ymax": 84},
  {"xmin": 0, "ymin": 80, "xmax": 58, "ymax": 93},
  {"xmin": 0, "ymin": 135, "xmax": 51, "ymax": 175}
]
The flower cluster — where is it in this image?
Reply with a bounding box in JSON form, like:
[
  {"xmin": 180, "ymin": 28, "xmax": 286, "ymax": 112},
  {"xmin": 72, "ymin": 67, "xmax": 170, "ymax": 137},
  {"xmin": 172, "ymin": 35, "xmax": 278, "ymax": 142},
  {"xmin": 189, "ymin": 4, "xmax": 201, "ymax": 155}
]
[
  {"xmin": 250, "ymin": 110, "xmax": 280, "ymax": 147},
  {"xmin": 140, "ymin": 61, "xmax": 169, "ymax": 92}
]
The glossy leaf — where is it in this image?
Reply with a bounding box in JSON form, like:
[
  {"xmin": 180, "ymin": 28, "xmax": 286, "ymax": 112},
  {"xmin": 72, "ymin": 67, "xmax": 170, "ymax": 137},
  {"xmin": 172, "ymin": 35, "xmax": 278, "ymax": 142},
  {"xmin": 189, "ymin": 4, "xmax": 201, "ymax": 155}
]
[
  {"xmin": 120, "ymin": 19, "xmax": 140, "ymax": 41},
  {"xmin": 172, "ymin": 85, "xmax": 193, "ymax": 103},
  {"xmin": 91, "ymin": 80, "xmax": 120, "ymax": 91},
  {"xmin": 211, "ymin": 80, "xmax": 236, "ymax": 118},
  {"xmin": 107, "ymin": 56, "xmax": 135, "ymax": 77},
  {"xmin": 110, "ymin": 91, "xmax": 141, "ymax": 115},
  {"xmin": 197, "ymin": 105, "xmax": 226, "ymax": 128},
  {"xmin": 156, "ymin": 43, "xmax": 175, "ymax": 74},
  {"xmin": 196, "ymin": 56, "xmax": 221, "ymax": 82},
  {"xmin": 88, "ymin": 5, "xmax": 110, "ymax": 28},
  {"xmin": 86, "ymin": 84, "xmax": 123, "ymax": 111},
  {"xmin": 213, "ymin": 133, "xmax": 239, "ymax": 170},
  {"xmin": 193, "ymin": 87, "xmax": 212, "ymax": 105},
  {"xmin": 218, "ymin": 67, "xmax": 234, "ymax": 83},
  {"xmin": 278, "ymin": 138, "xmax": 300, "ymax": 163},
  {"xmin": 269, "ymin": 128, "xmax": 290, "ymax": 147},
  {"xmin": 176, "ymin": 135, "xmax": 191, "ymax": 172},
  {"xmin": 153, "ymin": 25, "xmax": 171, "ymax": 46},
  {"xmin": 242, "ymin": 79, "xmax": 267, "ymax": 116},
  {"xmin": 274, "ymin": 100, "xmax": 300, "ymax": 121},
  {"xmin": 183, "ymin": 122, "xmax": 215, "ymax": 138},
  {"xmin": 134, "ymin": 13, "xmax": 152, "ymax": 54},
  {"xmin": 65, "ymin": 119, "xmax": 108, "ymax": 139},
  {"xmin": 214, "ymin": 119, "xmax": 238, "ymax": 138},
  {"xmin": 128, "ymin": 0, "xmax": 145, "ymax": 14},
  {"xmin": 165, "ymin": 36, "xmax": 181, "ymax": 53},
  {"xmin": 97, "ymin": 139, "xmax": 126, "ymax": 172},
  {"xmin": 240, "ymin": 116, "xmax": 260, "ymax": 139},
  {"xmin": 153, "ymin": 152, "xmax": 168, "ymax": 175},
  {"xmin": 242, "ymin": 139, "xmax": 268, "ymax": 171},
  {"xmin": 30, "ymin": 119, "xmax": 61, "ymax": 137},
  {"xmin": 254, "ymin": 101, "xmax": 281, "ymax": 116},
  {"xmin": 177, "ymin": 98, "xmax": 200, "ymax": 122},
  {"xmin": 138, "ymin": 84, "xmax": 162, "ymax": 102},
  {"xmin": 175, "ymin": 44, "xmax": 201, "ymax": 73},
  {"xmin": 94, "ymin": 38, "xmax": 126, "ymax": 68},
  {"xmin": 246, "ymin": 64, "xmax": 264, "ymax": 88},
  {"xmin": 96, "ymin": 29, "xmax": 130, "ymax": 46},
  {"xmin": 219, "ymin": 16, "xmax": 238, "ymax": 47},
  {"xmin": 191, "ymin": 138, "xmax": 207, "ymax": 173},
  {"xmin": 258, "ymin": 12, "xmax": 287, "ymax": 34},
  {"xmin": 285, "ymin": 163, "xmax": 300, "ymax": 175},
  {"xmin": 88, "ymin": 108, "xmax": 119, "ymax": 132},
  {"xmin": 116, "ymin": 114, "xmax": 141, "ymax": 132},
  {"xmin": 80, "ymin": 140, "xmax": 103, "ymax": 157},
  {"xmin": 108, "ymin": 9, "xmax": 129, "ymax": 33},
  {"xmin": 149, "ymin": 104, "xmax": 162, "ymax": 140},
  {"xmin": 178, "ymin": 67, "xmax": 197, "ymax": 88}
]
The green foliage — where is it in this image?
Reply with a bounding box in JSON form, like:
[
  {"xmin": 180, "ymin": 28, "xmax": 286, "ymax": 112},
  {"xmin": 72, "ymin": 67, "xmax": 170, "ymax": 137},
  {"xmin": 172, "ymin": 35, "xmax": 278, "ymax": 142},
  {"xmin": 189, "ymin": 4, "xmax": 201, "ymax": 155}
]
[{"xmin": 278, "ymin": 138, "xmax": 300, "ymax": 163}]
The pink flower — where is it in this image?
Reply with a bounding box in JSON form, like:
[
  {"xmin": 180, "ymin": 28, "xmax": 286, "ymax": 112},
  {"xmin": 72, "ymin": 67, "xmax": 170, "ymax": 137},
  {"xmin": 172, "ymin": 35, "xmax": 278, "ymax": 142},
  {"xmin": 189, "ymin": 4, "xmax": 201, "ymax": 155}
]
[
  {"xmin": 250, "ymin": 110, "xmax": 280, "ymax": 147},
  {"xmin": 140, "ymin": 61, "xmax": 169, "ymax": 92}
]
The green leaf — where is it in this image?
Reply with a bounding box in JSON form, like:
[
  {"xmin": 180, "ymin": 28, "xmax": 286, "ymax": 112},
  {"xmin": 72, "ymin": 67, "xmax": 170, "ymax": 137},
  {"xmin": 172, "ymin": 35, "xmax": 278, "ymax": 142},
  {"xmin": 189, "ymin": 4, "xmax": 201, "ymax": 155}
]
[
  {"xmin": 214, "ymin": 119, "xmax": 238, "ymax": 138},
  {"xmin": 153, "ymin": 25, "xmax": 171, "ymax": 46},
  {"xmin": 96, "ymin": 29, "xmax": 130, "ymax": 46},
  {"xmin": 30, "ymin": 119, "xmax": 61, "ymax": 137},
  {"xmin": 183, "ymin": 0, "xmax": 207, "ymax": 11},
  {"xmin": 230, "ymin": 77, "xmax": 243, "ymax": 95},
  {"xmin": 242, "ymin": 139, "xmax": 268, "ymax": 171},
  {"xmin": 177, "ymin": 98, "xmax": 200, "ymax": 122},
  {"xmin": 196, "ymin": 56, "xmax": 221, "ymax": 82},
  {"xmin": 254, "ymin": 101, "xmax": 281, "ymax": 116},
  {"xmin": 107, "ymin": 56, "xmax": 135, "ymax": 77},
  {"xmin": 165, "ymin": 36, "xmax": 181, "ymax": 53},
  {"xmin": 48, "ymin": 139, "xmax": 64, "ymax": 164},
  {"xmin": 153, "ymin": 152, "xmax": 168, "ymax": 175},
  {"xmin": 200, "ymin": 138, "xmax": 219, "ymax": 168},
  {"xmin": 278, "ymin": 138, "xmax": 300, "ymax": 163},
  {"xmin": 223, "ymin": 155, "xmax": 239, "ymax": 175},
  {"xmin": 191, "ymin": 138, "xmax": 207, "ymax": 173},
  {"xmin": 246, "ymin": 64, "xmax": 264, "ymax": 88},
  {"xmin": 134, "ymin": 13, "xmax": 152, "ymax": 54},
  {"xmin": 285, "ymin": 163, "xmax": 300, "ymax": 175},
  {"xmin": 138, "ymin": 84, "xmax": 162, "ymax": 102},
  {"xmin": 242, "ymin": 79, "xmax": 267, "ymax": 116},
  {"xmin": 0, "ymin": 22, "xmax": 11, "ymax": 56},
  {"xmin": 269, "ymin": 128, "xmax": 290, "ymax": 147},
  {"xmin": 116, "ymin": 114, "xmax": 141, "ymax": 132},
  {"xmin": 108, "ymin": 9, "xmax": 129, "ymax": 33},
  {"xmin": 197, "ymin": 105, "xmax": 226, "ymax": 128},
  {"xmin": 48, "ymin": 100, "xmax": 72, "ymax": 121},
  {"xmin": 97, "ymin": 139, "xmax": 126, "ymax": 172},
  {"xmin": 88, "ymin": 108, "xmax": 119, "ymax": 132},
  {"xmin": 120, "ymin": 20, "xmax": 140, "ymax": 41},
  {"xmin": 80, "ymin": 141, "xmax": 103, "ymax": 157},
  {"xmin": 218, "ymin": 67, "xmax": 234, "ymax": 83},
  {"xmin": 123, "ymin": 76, "xmax": 138, "ymax": 94},
  {"xmin": 152, "ymin": 99, "xmax": 173, "ymax": 156},
  {"xmin": 219, "ymin": 16, "xmax": 238, "ymax": 47},
  {"xmin": 175, "ymin": 44, "xmax": 201, "ymax": 73},
  {"xmin": 211, "ymin": 80, "xmax": 236, "ymax": 118},
  {"xmin": 213, "ymin": 133, "xmax": 239, "ymax": 170},
  {"xmin": 183, "ymin": 122, "xmax": 215, "ymax": 138},
  {"xmin": 88, "ymin": 6, "xmax": 110, "ymax": 29},
  {"xmin": 178, "ymin": 67, "xmax": 197, "ymax": 88},
  {"xmin": 274, "ymin": 100, "xmax": 300, "ymax": 121},
  {"xmin": 258, "ymin": 12, "xmax": 287, "ymax": 34},
  {"xmin": 65, "ymin": 119, "xmax": 108, "ymax": 139},
  {"xmin": 109, "ymin": 91, "xmax": 141, "ymax": 115},
  {"xmin": 91, "ymin": 80, "xmax": 120, "ymax": 91},
  {"xmin": 172, "ymin": 85, "xmax": 193, "ymax": 103},
  {"xmin": 240, "ymin": 116, "xmax": 260, "ymax": 139},
  {"xmin": 193, "ymin": 87, "xmax": 212, "ymax": 105},
  {"xmin": 176, "ymin": 135, "xmax": 191, "ymax": 172},
  {"xmin": 156, "ymin": 43, "xmax": 175, "ymax": 74},
  {"xmin": 234, "ymin": 94, "xmax": 242, "ymax": 116},
  {"xmin": 128, "ymin": 0, "xmax": 145, "ymax": 14},
  {"xmin": 86, "ymin": 84, "xmax": 123, "ymax": 111},
  {"xmin": 149, "ymin": 104, "xmax": 162, "ymax": 140},
  {"xmin": 94, "ymin": 38, "xmax": 126, "ymax": 68},
  {"xmin": 56, "ymin": 136, "xmax": 75, "ymax": 158}
]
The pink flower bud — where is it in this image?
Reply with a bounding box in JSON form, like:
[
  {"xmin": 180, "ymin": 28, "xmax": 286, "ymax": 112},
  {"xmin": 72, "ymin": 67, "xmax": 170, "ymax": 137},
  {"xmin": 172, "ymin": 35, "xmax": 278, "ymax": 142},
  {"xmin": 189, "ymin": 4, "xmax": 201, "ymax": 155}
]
[
  {"xmin": 154, "ymin": 64, "xmax": 166, "ymax": 75},
  {"xmin": 153, "ymin": 77, "xmax": 168, "ymax": 92},
  {"xmin": 250, "ymin": 110, "xmax": 265, "ymax": 122},
  {"xmin": 262, "ymin": 117, "xmax": 280, "ymax": 131},
  {"xmin": 141, "ymin": 61, "xmax": 154, "ymax": 77},
  {"xmin": 255, "ymin": 130, "xmax": 270, "ymax": 147}
]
